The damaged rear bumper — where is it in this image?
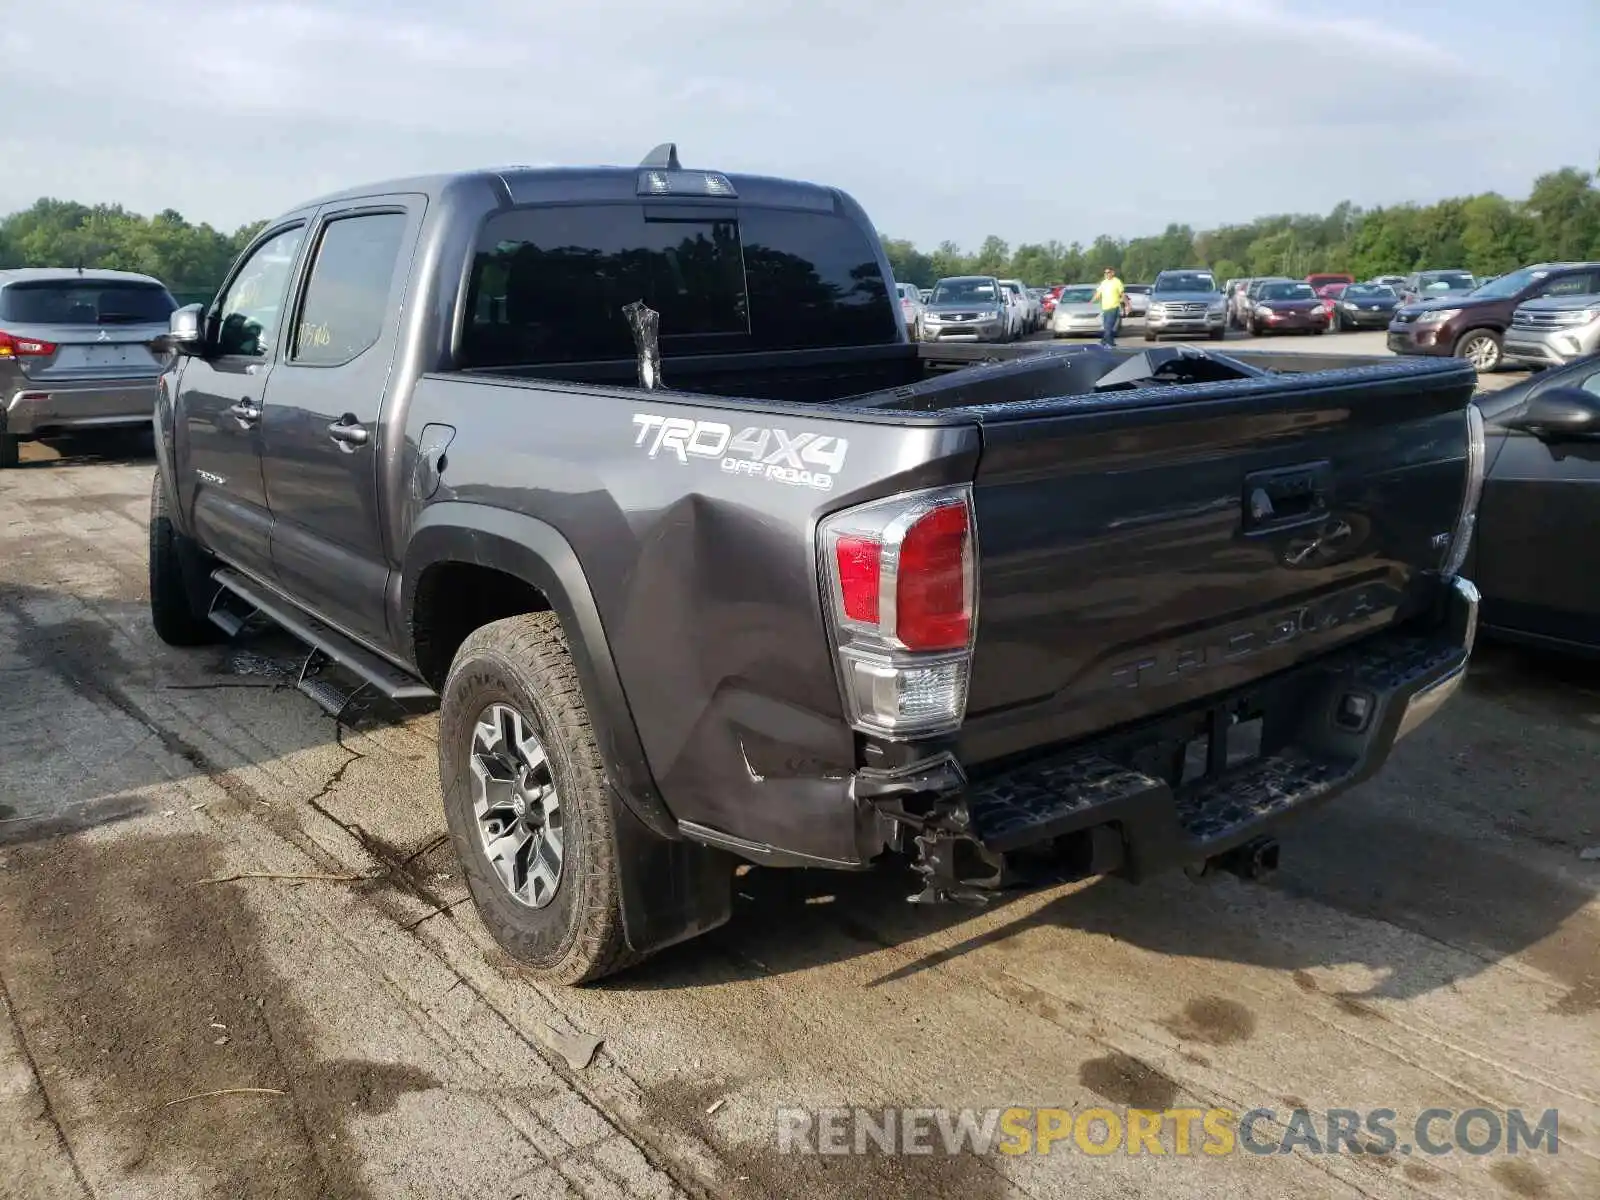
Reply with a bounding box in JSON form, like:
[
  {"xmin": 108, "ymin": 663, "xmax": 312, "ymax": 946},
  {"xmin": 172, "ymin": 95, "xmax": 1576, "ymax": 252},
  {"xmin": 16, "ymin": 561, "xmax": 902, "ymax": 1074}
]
[{"xmin": 853, "ymin": 577, "xmax": 1479, "ymax": 897}]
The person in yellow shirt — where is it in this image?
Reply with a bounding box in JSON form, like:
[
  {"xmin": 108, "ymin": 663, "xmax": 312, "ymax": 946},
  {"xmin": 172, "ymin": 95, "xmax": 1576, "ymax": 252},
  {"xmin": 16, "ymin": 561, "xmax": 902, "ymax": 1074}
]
[{"xmin": 1092, "ymin": 267, "xmax": 1128, "ymax": 348}]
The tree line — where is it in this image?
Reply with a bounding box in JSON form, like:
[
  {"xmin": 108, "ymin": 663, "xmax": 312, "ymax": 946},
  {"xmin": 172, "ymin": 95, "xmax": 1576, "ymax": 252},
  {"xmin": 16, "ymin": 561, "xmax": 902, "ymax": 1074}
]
[
  {"xmin": 0, "ymin": 199, "xmax": 264, "ymax": 304},
  {"xmin": 1, "ymin": 164, "xmax": 1596, "ymax": 300},
  {"xmin": 881, "ymin": 165, "xmax": 1600, "ymax": 288}
]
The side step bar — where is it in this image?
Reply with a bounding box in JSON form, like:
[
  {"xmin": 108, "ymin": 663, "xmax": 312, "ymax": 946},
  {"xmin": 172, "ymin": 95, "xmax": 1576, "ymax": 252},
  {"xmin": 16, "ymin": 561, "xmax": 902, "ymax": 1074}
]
[{"xmin": 208, "ymin": 568, "xmax": 436, "ymax": 705}]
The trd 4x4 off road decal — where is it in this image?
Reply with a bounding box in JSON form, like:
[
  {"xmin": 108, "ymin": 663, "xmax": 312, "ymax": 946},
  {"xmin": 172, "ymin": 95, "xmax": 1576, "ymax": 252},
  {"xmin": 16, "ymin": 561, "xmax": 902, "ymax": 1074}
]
[{"xmin": 631, "ymin": 414, "xmax": 849, "ymax": 492}]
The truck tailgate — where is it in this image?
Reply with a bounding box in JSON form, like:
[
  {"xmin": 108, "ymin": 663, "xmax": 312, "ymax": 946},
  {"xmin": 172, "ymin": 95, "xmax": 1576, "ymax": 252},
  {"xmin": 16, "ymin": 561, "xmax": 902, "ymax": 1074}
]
[{"xmin": 956, "ymin": 360, "xmax": 1476, "ymax": 765}]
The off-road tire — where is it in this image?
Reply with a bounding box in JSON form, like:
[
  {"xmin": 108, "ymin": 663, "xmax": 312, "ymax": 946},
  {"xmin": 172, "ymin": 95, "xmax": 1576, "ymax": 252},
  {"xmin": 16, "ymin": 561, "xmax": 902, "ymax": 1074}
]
[
  {"xmin": 149, "ymin": 471, "xmax": 221, "ymax": 646},
  {"xmin": 0, "ymin": 435, "xmax": 18, "ymax": 469},
  {"xmin": 438, "ymin": 612, "xmax": 638, "ymax": 984}
]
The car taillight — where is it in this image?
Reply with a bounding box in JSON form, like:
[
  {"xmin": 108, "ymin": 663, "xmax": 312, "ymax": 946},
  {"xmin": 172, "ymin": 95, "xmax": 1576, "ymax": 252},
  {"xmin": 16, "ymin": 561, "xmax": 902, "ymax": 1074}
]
[
  {"xmin": 0, "ymin": 331, "xmax": 57, "ymax": 358},
  {"xmin": 819, "ymin": 485, "xmax": 977, "ymax": 738}
]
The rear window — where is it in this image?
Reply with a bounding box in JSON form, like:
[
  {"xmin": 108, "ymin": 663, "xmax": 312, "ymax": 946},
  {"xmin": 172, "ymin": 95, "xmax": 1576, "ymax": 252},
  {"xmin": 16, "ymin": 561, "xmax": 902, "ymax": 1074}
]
[
  {"xmin": 0, "ymin": 280, "xmax": 177, "ymax": 325},
  {"xmin": 460, "ymin": 203, "xmax": 896, "ymax": 367}
]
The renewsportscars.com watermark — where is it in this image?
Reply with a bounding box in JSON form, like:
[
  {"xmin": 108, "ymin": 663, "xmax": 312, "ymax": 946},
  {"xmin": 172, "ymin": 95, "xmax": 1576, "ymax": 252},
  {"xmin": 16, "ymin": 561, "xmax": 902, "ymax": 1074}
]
[{"xmin": 776, "ymin": 1106, "xmax": 1561, "ymax": 1159}]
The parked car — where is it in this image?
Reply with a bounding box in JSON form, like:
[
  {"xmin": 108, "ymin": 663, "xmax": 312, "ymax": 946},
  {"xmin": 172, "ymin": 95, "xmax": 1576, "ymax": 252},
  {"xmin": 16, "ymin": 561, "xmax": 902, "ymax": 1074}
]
[
  {"xmin": 1398, "ymin": 270, "xmax": 1476, "ymax": 306},
  {"xmin": 999, "ymin": 279, "xmax": 1038, "ymax": 335},
  {"xmin": 1502, "ymin": 293, "xmax": 1600, "ymax": 368},
  {"xmin": 1040, "ymin": 284, "xmax": 1064, "ymax": 319},
  {"xmin": 0, "ymin": 267, "xmax": 179, "ymax": 468},
  {"xmin": 1369, "ymin": 275, "xmax": 1408, "ymax": 291},
  {"xmin": 922, "ymin": 275, "xmax": 1011, "ymax": 342},
  {"xmin": 1248, "ymin": 281, "xmax": 1329, "ymax": 335},
  {"xmin": 1468, "ymin": 353, "xmax": 1600, "ymax": 653},
  {"xmin": 147, "ymin": 148, "xmax": 1483, "ymax": 983},
  {"xmin": 1333, "ymin": 283, "xmax": 1401, "ymax": 331},
  {"xmin": 1226, "ymin": 278, "xmax": 1260, "ymax": 329},
  {"xmin": 1145, "ymin": 269, "xmax": 1226, "ymax": 341},
  {"xmin": 1123, "ymin": 283, "xmax": 1152, "ymax": 317},
  {"xmin": 1049, "ymin": 284, "xmax": 1104, "ymax": 338},
  {"xmin": 895, "ymin": 282, "xmax": 925, "ymax": 341},
  {"xmin": 918, "ymin": 288, "xmax": 932, "ymax": 304},
  {"xmin": 1389, "ymin": 262, "xmax": 1600, "ymax": 372}
]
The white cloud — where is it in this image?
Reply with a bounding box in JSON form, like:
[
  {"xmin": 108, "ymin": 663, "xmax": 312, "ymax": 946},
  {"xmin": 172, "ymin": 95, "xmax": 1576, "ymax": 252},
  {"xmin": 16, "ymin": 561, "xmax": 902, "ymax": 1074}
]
[{"xmin": 1, "ymin": 0, "xmax": 1588, "ymax": 247}]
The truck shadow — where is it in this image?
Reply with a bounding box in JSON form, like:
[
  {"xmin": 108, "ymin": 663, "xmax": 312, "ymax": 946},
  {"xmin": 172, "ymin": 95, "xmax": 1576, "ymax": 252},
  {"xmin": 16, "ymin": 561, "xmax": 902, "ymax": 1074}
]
[
  {"xmin": 620, "ymin": 643, "xmax": 1599, "ymax": 1012},
  {"xmin": 0, "ymin": 582, "xmax": 353, "ymax": 845},
  {"xmin": 10, "ymin": 428, "xmax": 157, "ymax": 469}
]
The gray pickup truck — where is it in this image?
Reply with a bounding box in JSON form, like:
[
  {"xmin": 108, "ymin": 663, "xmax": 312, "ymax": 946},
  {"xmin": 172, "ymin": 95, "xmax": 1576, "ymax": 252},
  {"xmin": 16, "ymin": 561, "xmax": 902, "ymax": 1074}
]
[{"xmin": 149, "ymin": 145, "xmax": 1484, "ymax": 983}]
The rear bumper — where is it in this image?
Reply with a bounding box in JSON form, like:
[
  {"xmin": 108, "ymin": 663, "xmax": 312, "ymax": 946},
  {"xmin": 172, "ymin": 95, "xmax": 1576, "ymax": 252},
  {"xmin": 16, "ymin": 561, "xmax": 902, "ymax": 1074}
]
[
  {"xmin": 854, "ymin": 576, "xmax": 1479, "ymax": 884},
  {"xmin": 3, "ymin": 378, "xmax": 159, "ymax": 436}
]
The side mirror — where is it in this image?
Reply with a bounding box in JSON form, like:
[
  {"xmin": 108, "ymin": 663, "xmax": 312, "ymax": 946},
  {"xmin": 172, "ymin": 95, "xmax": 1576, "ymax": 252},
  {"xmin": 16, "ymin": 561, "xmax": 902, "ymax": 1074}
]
[
  {"xmin": 1504, "ymin": 387, "xmax": 1600, "ymax": 441},
  {"xmin": 162, "ymin": 304, "xmax": 208, "ymax": 357}
]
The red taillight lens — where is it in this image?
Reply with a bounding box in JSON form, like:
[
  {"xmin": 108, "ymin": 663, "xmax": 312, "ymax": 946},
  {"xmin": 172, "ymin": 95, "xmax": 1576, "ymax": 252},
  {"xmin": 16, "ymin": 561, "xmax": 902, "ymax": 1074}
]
[
  {"xmin": 895, "ymin": 502, "xmax": 971, "ymax": 651},
  {"xmin": 834, "ymin": 535, "xmax": 882, "ymax": 624},
  {"xmin": 0, "ymin": 331, "xmax": 57, "ymax": 358}
]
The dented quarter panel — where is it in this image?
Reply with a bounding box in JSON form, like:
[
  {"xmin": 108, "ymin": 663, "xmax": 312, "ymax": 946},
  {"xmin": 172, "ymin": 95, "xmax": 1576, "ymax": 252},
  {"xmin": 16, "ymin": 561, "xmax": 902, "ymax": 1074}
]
[{"xmin": 403, "ymin": 373, "xmax": 982, "ymax": 862}]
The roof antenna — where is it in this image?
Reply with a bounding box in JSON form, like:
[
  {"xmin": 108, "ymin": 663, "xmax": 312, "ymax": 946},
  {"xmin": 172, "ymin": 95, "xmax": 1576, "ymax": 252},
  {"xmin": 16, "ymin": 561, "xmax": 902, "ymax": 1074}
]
[{"xmin": 639, "ymin": 143, "xmax": 681, "ymax": 170}]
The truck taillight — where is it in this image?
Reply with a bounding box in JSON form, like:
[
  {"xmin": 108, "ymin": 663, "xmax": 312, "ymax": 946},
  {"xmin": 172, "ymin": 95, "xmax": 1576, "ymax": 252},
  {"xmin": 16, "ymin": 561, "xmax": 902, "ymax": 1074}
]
[
  {"xmin": 819, "ymin": 485, "xmax": 977, "ymax": 738},
  {"xmin": 1441, "ymin": 402, "xmax": 1485, "ymax": 578},
  {"xmin": 0, "ymin": 331, "xmax": 57, "ymax": 358}
]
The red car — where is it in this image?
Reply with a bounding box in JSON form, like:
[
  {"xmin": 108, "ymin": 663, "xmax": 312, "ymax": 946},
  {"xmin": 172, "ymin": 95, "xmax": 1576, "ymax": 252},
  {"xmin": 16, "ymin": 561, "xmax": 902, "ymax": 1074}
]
[
  {"xmin": 1041, "ymin": 284, "xmax": 1066, "ymax": 318},
  {"xmin": 1249, "ymin": 280, "xmax": 1329, "ymax": 335}
]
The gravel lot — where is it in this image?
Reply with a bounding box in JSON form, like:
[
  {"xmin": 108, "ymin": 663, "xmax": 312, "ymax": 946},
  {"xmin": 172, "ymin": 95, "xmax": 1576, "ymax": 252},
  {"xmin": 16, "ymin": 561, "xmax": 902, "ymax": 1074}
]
[{"xmin": 0, "ymin": 338, "xmax": 1593, "ymax": 1198}]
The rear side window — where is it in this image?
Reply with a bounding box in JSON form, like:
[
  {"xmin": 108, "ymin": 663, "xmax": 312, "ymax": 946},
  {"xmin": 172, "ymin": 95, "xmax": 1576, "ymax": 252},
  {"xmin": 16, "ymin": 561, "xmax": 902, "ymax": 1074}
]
[
  {"xmin": 0, "ymin": 280, "xmax": 176, "ymax": 325},
  {"xmin": 292, "ymin": 212, "xmax": 408, "ymax": 366},
  {"xmin": 460, "ymin": 202, "xmax": 895, "ymax": 367}
]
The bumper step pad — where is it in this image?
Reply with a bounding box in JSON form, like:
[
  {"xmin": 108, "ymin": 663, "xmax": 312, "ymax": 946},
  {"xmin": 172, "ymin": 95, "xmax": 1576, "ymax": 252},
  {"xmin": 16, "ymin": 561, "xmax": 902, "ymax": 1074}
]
[{"xmin": 966, "ymin": 755, "xmax": 1166, "ymax": 853}]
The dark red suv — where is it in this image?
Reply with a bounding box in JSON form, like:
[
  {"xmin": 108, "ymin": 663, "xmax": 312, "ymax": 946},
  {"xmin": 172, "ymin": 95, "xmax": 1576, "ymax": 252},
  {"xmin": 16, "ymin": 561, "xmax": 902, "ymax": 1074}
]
[{"xmin": 1388, "ymin": 262, "xmax": 1600, "ymax": 371}]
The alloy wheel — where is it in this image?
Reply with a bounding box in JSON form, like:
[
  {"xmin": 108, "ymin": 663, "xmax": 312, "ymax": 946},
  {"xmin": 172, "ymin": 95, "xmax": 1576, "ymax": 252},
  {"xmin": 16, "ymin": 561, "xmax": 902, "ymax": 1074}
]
[
  {"xmin": 1461, "ymin": 334, "xmax": 1500, "ymax": 371},
  {"xmin": 469, "ymin": 703, "xmax": 564, "ymax": 908}
]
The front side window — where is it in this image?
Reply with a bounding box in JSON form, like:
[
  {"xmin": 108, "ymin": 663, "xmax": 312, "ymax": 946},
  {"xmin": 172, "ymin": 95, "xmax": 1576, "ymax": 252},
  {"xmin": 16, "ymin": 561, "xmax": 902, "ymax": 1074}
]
[
  {"xmin": 215, "ymin": 226, "xmax": 306, "ymax": 358},
  {"xmin": 1536, "ymin": 272, "xmax": 1600, "ymax": 299},
  {"xmin": 292, "ymin": 213, "xmax": 408, "ymax": 366}
]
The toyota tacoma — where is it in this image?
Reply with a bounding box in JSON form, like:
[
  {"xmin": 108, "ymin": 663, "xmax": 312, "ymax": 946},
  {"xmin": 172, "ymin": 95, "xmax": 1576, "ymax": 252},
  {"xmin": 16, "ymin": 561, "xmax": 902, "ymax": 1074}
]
[{"xmin": 148, "ymin": 146, "xmax": 1485, "ymax": 983}]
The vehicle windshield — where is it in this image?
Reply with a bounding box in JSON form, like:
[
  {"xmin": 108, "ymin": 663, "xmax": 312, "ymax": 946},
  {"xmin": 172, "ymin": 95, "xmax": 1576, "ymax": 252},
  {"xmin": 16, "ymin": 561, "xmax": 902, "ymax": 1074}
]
[
  {"xmin": 930, "ymin": 279, "xmax": 999, "ymax": 305},
  {"xmin": 1260, "ymin": 283, "xmax": 1317, "ymax": 301},
  {"xmin": 1343, "ymin": 284, "xmax": 1395, "ymax": 299},
  {"xmin": 1468, "ymin": 268, "xmax": 1540, "ymax": 298},
  {"xmin": 1153, "ymin": 272, "xmax": 1216, "ymax": 294},
  {"xmin": 1058, "ymin": 286, "xmax": 1096, "ymax": 303},
  {"xmin": 0, "ymin": 280, "xmax": 178, "ymax": 324},
  {"xmin": 1125, "ymin": 284, "xmax": 1151, "ymax": 294}
]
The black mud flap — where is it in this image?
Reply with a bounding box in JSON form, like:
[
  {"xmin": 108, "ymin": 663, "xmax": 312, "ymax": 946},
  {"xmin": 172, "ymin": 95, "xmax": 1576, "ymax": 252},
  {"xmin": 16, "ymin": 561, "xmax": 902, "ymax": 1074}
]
[{"xmin": 610, "ymin": 789, "xmax": 735, "ymax": 956}]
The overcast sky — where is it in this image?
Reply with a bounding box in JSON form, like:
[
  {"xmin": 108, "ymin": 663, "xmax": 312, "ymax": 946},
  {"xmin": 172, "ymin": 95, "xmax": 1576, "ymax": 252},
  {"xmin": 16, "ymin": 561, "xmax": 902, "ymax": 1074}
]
[{"xmin": 3, "ymin": 0, "xmax": 1595, "ymax": 249}]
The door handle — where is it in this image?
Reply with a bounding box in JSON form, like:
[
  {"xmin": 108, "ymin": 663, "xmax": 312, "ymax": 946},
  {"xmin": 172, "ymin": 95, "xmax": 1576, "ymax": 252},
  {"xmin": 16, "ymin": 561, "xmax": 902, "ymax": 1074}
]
[
  {"xmin": 327, "ymin": 417, "xmax": 370, "ymax": 451},
  {"xmin": 228, "ymin": 399, "xmax": 261, "ymax": 426}
]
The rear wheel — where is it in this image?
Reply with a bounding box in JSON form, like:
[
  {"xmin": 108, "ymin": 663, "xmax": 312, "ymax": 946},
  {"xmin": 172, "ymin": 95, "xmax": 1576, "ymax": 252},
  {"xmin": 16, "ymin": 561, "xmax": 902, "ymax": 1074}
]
[
  {"xmin": 0, "ymin": 436, "xmax": 18, "ymax": 470},
  {"xmin": 149, "ymin": 472, "xmax": 222, "ymax": 646},
  {"xmin": 438, "ymin": 612, "xmax": 639, "ymax": 984},
  {"xmin": 1455, "ymin": 329, "xmax": 1502, "ymax": 372}
]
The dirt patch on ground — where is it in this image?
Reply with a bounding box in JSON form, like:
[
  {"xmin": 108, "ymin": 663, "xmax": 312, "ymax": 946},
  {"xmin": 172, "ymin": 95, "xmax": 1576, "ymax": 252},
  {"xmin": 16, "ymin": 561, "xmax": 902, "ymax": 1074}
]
[{"xmin": 0, "ymin": 831, "xmax": 438, "ymax": 1197}]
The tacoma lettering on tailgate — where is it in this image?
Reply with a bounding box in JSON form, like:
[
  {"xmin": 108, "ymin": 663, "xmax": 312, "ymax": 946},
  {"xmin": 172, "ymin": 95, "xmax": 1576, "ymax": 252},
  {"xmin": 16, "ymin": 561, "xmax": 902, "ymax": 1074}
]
[{"xmin": 1108, "ymin": 585, "xmax": 1388, "ymax": 690}]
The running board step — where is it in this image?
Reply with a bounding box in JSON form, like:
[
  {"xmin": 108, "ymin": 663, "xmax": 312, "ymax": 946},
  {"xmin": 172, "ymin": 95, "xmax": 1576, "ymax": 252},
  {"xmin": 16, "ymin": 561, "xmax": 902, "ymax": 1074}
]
[{"xmin": 208, "ymin": 568, "xmax": 436, "ymax": 704}]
